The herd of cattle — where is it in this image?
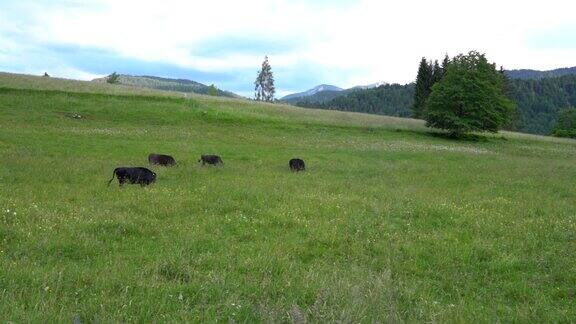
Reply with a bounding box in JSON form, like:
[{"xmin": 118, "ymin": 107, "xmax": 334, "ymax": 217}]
[{"xmin": 107, "ymin": 153, "xmax": 306, "ymax": 186}]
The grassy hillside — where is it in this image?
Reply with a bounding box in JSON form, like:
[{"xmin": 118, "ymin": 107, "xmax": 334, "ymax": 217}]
[
  {"xmin": 0, "ymin": 73, "xmax": 575, "ymax": 322},
  {"xmin": 92, "ymin": 75, "xmax": 241, "ymax": 98}
]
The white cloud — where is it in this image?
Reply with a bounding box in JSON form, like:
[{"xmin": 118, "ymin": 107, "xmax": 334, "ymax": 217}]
[
  {"xmin": 48, "ymin": 66, "xmax": 104, "ymax": 81},
  {"xmin": 1, "ymin": 0, "xmax": 575, "ymax": 91}
]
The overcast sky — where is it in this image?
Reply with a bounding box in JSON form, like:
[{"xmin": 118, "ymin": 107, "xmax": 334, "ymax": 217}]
[{"xmin": 1, "ymin": 0, "xmax": 575, "ymax": 97}]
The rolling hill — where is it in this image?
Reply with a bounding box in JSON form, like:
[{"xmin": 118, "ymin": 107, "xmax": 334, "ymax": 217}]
[
  {"xmin": 0, "ymin": 72, "xmax": 575, "ymax": 322},
  {"xmin": 92, "ymin": 74, "xmax": 241, "ymax": 98}
]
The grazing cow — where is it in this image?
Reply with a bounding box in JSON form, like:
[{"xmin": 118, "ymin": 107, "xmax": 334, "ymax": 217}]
[
  {"xmin": 199, "ymin": 154, "xmax": 223, "ymax": 166},
  {"xmin": 107, "ymin": 167, "xmax": 157, "ymax": 186},
  {"xmin": 148, "ymin": 153, "xmax": 177, "ymax": 166},
  {"xmin": 289, "ymin": 158, "xmax": 305, "ymax": 172}
]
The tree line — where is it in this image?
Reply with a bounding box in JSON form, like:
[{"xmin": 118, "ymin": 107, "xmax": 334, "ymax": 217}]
[
  {"xmin": 104, "ymin": 54, "xmax": 575, "ymax": 138},
  {"xmin": 293, "ymin": 54, "xmax": 576, "ymax": 138},
  {"xmin": 506, "ymin": 74, "xmax": 576, "ymax": 135},
  {"xmin": 296, "ymin": 84, "xmax": 414, "ymax": 117}
]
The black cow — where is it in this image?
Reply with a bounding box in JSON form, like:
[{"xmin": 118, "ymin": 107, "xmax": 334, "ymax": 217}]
[
  {"xmin": 289, "ymin": 158, "xmax": 305, "ymax": 172},
  {"xmin": 199, "ymin": 155, "xmax": 223, "ymax": 166},
  {"xmin": 148, "ymin": 153, "xmax": 177, "ymax": 166},
  {"xmin": 107, "ymin": 167, "xmax": 157, "ymax": 186}
]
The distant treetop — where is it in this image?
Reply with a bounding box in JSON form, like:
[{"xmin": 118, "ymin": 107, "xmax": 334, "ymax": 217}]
[
  {"xmin": 107, "ymin": 72, "xmax": 120, "ymax": 84},
  {"xmin": 254, "ymin": 56, "xmax": 275, "ymax": 102}
]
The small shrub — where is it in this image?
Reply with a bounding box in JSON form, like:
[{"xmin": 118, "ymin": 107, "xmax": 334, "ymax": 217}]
[{"xmin": 552, "ymin": 108, "xmax": 576, "ymax": 138}]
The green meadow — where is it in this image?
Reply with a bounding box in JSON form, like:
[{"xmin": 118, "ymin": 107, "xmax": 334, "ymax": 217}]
[{"xmin": 0, "ymin": 74, "xmax": 575, "ymax": 322}]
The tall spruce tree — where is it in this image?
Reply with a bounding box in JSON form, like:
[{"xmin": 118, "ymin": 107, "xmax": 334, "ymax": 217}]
[
  {"xmin": 499, "ymin": 65, "xmax": 517, "ymax": 130},
  {"xmin": 432, "ymin": 60, "xmax": 443, "ymax": 83},
  {"xmin": 254, "ymin": 56, "xmax": 275, "ymax": 102},
  {"xmin": 441, "ymin": 54, "xmax": 450, "ymax": 77},
  {"xmin": 412, "ymin": 57, "xmax": 433, "ymax": 118}
]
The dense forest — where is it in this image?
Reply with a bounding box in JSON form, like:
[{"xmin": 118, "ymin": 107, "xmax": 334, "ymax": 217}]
[
  {"xmin": 294, "ymin": 74, "xmax": 576, "ymax": 135},
  {"xmin": 296, "ymin": 83, "xmax": 414, "ymax": 117},
  {"xmin": 505, "ymin": 67, "xmax": 576, "ymax": 80},
  {"xmin": 506, "ymin": 74, "xmax": 576, "ymax": 134},
  {"xmin": 285, "ymin": 89, "xmax": 347, "ymax": 105}
]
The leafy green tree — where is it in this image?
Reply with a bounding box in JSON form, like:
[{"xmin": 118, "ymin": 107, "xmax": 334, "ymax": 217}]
[
  {"xmin": 425, "ymin": 51, "xmax": 516, "ymax": 137},
  {"xmin": 412, "ymin": 57, "xmax": 433, "ymax": 118},
  {"xmin": 254, "ymin": 56, "xmax": 275, "ymax": 102},
  {"xmin": 552, "ymin": 108, "xmax": 576, "ymax": 138},
  {"xmin": 107, "ymin": 72, "xmax": 120, "ymax": 84},
  {"xmin": 207, "ymin": 84, "xmax": 219, "ymax": 96}
]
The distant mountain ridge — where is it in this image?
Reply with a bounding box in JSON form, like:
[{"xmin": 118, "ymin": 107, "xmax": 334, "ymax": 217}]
[
  {"xmin": 351, "ymin": 81, "xmax": 388, "ymax": 90},
  {"xmin": 92, "ymin": 75, "xmax": 241, "ymax": 98},
  {"xmin": 505, "ymin": 66, "xmax": 576, "ymax": 80},
  {"xmin": 281, "ymin": 82, "xmax": 386, "ymax": 104},
  {"xmin": 296, "ymin": 83, "xmax": 414, "ymax": 118},
  {"xmin": 281, "ymin": 84, "xmax": 343, "ymax": 101}
]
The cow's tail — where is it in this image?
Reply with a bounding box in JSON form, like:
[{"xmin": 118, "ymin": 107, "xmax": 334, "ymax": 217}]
[{"xmin": 107, "ymin": 169, "xmax": 117, "ymax": 186}]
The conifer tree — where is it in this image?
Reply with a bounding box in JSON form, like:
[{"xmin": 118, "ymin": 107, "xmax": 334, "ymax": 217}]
[
  {"xmin": 254, "ymin": 56, "xmax": 275, "ymax": 102},
  {"xmin": 441, "ymin": 54, "xmax": 450, "ymax": 77},
  {"xmin": 498, "ymin": 65, "xmax": 517, "ymax": 130},
  {"xmin": 432, "ymin": 60, "xmax": 442, "ymax": 83},
  {"xmin": 412, "ymin": 57, "xmax": 433, "ymax": 118}
]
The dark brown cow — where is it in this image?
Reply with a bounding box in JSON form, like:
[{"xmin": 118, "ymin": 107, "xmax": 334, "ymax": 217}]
[
  {"xmin": 199, "ymin": 154, "xmax": 223, "ymax": 166},
  {"xmin": 289, "ymin": 158, "xmax": 305, "ymax": 172},
  {"xmin": 148, "ymin": 153, "xmax": 176, "ymax": 166},
  {"xmin": 107, "ymin": 167, "xmax": 156, "ymax": 186}
]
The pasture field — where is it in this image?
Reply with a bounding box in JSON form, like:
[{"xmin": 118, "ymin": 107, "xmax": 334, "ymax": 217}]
[{"xmin": 0, "ymin": 74, "xmax": 575, "ymax": 322}]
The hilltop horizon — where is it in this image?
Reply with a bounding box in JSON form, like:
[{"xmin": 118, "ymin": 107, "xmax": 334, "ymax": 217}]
[
  {"xmin": 8, "ymin": 63, "xmax": 574, "ymax": 101},
  {"xmin": 2, "ymin": 0, "xmax": 575, "ymax": 97}
]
